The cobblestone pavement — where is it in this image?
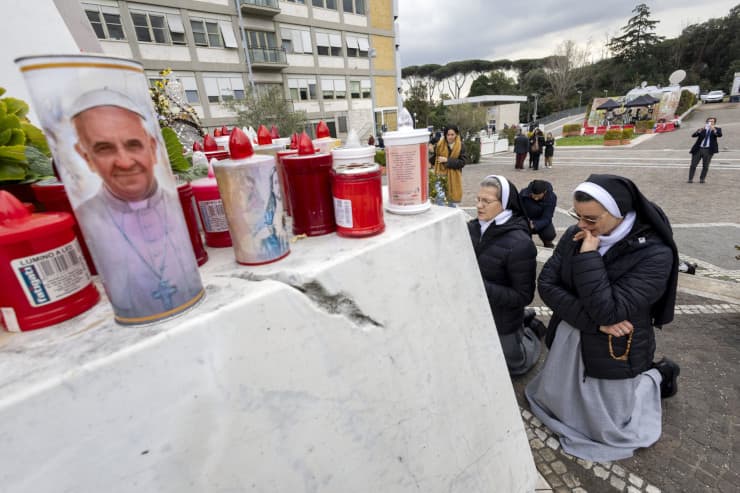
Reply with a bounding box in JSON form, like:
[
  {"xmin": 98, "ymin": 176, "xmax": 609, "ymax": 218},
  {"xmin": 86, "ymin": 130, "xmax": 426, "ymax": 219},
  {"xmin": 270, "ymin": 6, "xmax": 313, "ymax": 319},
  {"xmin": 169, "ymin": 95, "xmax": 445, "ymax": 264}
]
[
  {"xmin": 457, "ymin": 101, "xmax": 739, "ymax": 491},
  {"xmin": 512, "ymin": 290, "xmax": 740, "ymax": 493}
]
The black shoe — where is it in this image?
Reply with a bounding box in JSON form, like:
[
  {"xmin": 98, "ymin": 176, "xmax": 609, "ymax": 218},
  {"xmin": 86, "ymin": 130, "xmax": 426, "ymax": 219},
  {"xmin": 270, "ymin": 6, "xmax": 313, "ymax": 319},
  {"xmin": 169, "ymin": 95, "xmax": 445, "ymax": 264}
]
[
  {"xmin": 700, "ymin": 180, "xmax": 705, "ymax": 184},
  {"xmin": 529, "ymin": 318, "xmax": 548, "ymax": 339},
  {"xmin": 687, "ymin": 180, "xmax": 693, "ymax": 183},
  {"xmin": 543, "ymin": 242, "xmax": 555, "ymax": 248},
  {"xmin": 653, "ymin": 358, "xmax": 680, "ymax": 399},
  {"xmin": 523, "ymin": 308, "xmax": 536, "ymax": 328},
  {"xmin": 679, "ymin": 261, "xmax": 697, "ymax": 275}
]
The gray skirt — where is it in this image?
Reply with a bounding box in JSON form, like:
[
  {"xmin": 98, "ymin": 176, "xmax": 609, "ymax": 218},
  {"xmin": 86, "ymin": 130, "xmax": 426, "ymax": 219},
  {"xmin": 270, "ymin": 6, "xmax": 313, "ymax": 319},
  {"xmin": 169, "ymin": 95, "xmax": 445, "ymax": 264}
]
[
  {"xmin": 525, "ymin": 321, "xmax": 663, "ymax": 462},
  {"xmin": 500, "ymin": 326, "xmax": 541, "ymax": 376}
]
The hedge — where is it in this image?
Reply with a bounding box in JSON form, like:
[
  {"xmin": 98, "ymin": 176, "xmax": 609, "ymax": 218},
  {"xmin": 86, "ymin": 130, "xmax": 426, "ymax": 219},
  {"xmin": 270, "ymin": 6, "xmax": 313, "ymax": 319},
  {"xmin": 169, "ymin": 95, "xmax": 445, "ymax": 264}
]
[
  {"xmin": 464, "ymin": 138, "xmax": 481, "ymax": 164},
  {"xmin": 604, "ymin": 129, "xmax": 622, "ymax": 141},
  {"xmin": 635, "ymin": 120, "xmax": 655, "ymax": 132},
  {"xmin": 501, "ymin": 126, "xmax": 518, "ymax": 145},
  {"xmin": 621, "ymin": 128, "xmax": 634, "ymax": 140},
  {"xmin": 676, "ymin": 90, "xmax": 697, "ymax": 116},
  {"xmin": 563, "ymin": 123, "xmax": 582, "ymax": 134}
]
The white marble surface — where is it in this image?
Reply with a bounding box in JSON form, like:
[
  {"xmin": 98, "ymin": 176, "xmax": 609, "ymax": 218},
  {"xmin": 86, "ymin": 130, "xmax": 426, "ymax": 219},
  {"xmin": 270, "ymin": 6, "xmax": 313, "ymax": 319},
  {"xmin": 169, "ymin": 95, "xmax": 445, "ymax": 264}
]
[{"xmin": 0, "ymin": 206, "xmax": 536, "ymax": 492}]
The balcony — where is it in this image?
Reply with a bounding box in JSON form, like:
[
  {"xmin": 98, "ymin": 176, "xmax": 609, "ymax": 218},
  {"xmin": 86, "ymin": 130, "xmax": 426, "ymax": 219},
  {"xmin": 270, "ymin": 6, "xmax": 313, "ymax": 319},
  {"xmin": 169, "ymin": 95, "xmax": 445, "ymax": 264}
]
[
  {"xmin": 248, "ymin": 48, "xmax": 288, "ymax": 69},
  {"xmin": 240, "ymin": 0, "xmax": 280, "ymax": 16}
]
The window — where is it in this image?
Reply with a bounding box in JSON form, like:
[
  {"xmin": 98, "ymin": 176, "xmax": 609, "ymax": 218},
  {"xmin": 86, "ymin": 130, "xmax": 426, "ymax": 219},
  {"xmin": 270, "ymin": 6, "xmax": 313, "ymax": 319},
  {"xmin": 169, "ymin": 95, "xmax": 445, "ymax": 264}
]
[
  {"xmin": 191, "ymin": 18, "xmax": 225, "ymax": 48},
  {"xmin": 246, "ymin": 30, "xmax": 277, "ymax": 49},
  {"xmin": 181, "ymin": 77, "xmax": 200, "ymax": 104},
  {"xmin": 130, "ymin": 11, "xmax": 171, "ymax": 44},
  {"xmin": 83, "ymin": 4, "xmax": 125, "ymax": 40},
  {"xmin": 338, "ymin": 115, "xmax": 347, "ymax": 133},
  {"xmin": 307, "ymin": 120, "xmax": 336, "ymax": 138},
  {"xmin": 312, "ymin": 0, "xmax": 337, "ymax": 9},
  {"xmin": 247, "ymin": 31, "xmax": 284, "ymax": 63},
  {"xmin": 350, "ymin": 79, "xmax": 371, "ymax": 99},
  {"xmin": 166, "ymin": 15, "xmax": 186, "ymax": 45},
  {"xmin": 315, "ymin": 32, "xmax": 341, "ymax": 56},
  {"xmin": 342, "ymin": 0, "xmax": 365, "ymax": 15},
  {"xmin": 345, "ymin": 35, "xmax": 369, "ymax": 57},
  {"xmin": 288, "ymin": 78, "xmax": 318, "ymax": 101},
  {"xmin": 148, "ymin": 75, "xmax": 200, "ymax": 104},
  {"xmin": 203, "ymin": 76, "xmax": 245, "ymax": 103},
  {"xmin": 284, "ymin": 0, "xmax": 305, "ymax": 3},
  {"xmin": 255, "ymin": 83, "xmax": 282, "ymax": 98},
  {"xmin": 280, "ymin": 27, "xmax": 312, "ymax": 54},
  {"xmin": 218, "ymin": 21, "xmax": 239, "ymax": 48},
  {"xmin": 321, "ymin": 78, "xmax": 346, "ymax": 100},
  {"xmin": 350, "ymin": 80, "xmax": 360, "ymax": 99}
]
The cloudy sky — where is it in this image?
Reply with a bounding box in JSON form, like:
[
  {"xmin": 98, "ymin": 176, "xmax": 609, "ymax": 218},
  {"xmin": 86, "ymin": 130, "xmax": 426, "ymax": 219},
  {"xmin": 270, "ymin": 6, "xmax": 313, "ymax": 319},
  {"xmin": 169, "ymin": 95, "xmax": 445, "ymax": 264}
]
[{"xmin": 397, "ymin": 0, "xmax": 737, "ymax": 67}]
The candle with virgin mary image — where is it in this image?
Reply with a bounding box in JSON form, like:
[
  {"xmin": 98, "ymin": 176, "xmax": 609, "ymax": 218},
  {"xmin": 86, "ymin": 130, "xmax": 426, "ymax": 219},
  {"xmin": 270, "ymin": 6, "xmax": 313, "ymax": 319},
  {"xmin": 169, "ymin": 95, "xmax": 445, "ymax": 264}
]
[
  {"xmin": 16, "ymin": 54, "xmax": 204, "ymax": 325},
  {"xmin": 213, "ymin": 128, "xmax": 290, "ymax": 265}
]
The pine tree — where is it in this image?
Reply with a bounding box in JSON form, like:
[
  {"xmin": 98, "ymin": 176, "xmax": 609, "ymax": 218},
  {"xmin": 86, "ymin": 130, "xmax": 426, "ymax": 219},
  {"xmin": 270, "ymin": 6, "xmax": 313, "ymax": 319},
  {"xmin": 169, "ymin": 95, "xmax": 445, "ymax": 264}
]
[{"xmin": 608, "ymin": 4, "xmax": 665, "ymax": 62}]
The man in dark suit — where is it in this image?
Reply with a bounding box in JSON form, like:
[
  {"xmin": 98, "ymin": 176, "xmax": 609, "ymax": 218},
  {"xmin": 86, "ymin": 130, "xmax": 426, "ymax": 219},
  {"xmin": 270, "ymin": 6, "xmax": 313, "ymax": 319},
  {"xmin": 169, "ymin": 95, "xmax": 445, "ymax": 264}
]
[
  {"xmin": 513, "ymin": 129, "xmax": 529, "ymax": 170},
  {"xmin": 688, "ymin": 117, "xmax": 722, "ymax": 183}
]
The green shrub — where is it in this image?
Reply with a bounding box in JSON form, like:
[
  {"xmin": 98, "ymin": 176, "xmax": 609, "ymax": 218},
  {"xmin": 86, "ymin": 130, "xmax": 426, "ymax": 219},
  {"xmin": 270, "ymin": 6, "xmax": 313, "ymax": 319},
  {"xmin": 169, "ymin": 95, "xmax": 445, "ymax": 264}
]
[
  {"xmin": 374, "ymin": 149, "xmax": 386, "ymax": 166},
  {"xmin": 621, "ymin": 128, "xmax": 634, "ymax": 140},
  {"xmin": 604, "ymin": 129, "xmax": 622, "ymax": 141},
  {"xmin": 563, "ymin": 123, "xmax": 582, "ymax": 134},
  {"xmin": 464, "ymin": 138, "xmax": 481, "ymax": 164},
  {"xmin": 501, "ymin": 126, "xmax": 517, "ymax": 145},
  {"xmin": 0, "ymin": 87, "xmax": 52, "ymax": 183},
  {"xmin": 676, "ymin": 90, "xmax": 697, "ymax": 116},
  {"xmin": 635, "ymin": 120, "xmax": 655, "ymax": 132}
]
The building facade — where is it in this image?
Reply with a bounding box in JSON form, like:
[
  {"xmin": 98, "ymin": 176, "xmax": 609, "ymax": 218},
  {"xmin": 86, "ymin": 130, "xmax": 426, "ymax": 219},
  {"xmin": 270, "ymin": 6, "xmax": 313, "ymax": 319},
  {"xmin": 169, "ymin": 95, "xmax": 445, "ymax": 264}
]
[{"xmin": 62, "ymin": 0, "xmax": 399, "ymax": 138}]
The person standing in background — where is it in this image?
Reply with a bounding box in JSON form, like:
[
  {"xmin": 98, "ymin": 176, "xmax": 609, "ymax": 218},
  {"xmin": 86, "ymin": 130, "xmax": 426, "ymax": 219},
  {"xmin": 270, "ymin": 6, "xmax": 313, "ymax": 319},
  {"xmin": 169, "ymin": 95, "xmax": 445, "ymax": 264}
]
[
  {"xmin": 513, "ymin": 129, "xmax": 529, "ymax": 171},
  {"xmin": 687, "ymin": 117, "xmax": 722, "ymax": 184},
  {"xmin": 529, "ymin": 128, "xmax": 545, "ymax": 171},
  {"xmin": 544, "ymin": 132, "xmax": 555, "ymax": 169},
  {"xmin": 430, "ymin": 125, "xmax": 467, "ymax": 206}
]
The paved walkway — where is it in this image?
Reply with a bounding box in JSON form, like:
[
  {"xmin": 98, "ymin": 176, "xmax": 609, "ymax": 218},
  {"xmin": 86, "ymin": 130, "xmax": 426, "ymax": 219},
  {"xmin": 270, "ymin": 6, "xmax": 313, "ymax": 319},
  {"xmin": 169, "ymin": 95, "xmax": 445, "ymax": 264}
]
[{"xmin": 460, "ymin": 101, "xmax": 739, "ymax": 492}]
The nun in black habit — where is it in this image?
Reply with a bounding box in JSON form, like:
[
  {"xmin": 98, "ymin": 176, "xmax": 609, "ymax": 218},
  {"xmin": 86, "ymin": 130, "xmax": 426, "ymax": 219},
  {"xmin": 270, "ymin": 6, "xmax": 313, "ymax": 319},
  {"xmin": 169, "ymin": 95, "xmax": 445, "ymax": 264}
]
[
  {"xmin": 525, "ymin": 174, "xmax": 680, "ymax": 462},
  {"xmin": 468, "ymin": 175, "xmax": 540, "ymax": 376}
]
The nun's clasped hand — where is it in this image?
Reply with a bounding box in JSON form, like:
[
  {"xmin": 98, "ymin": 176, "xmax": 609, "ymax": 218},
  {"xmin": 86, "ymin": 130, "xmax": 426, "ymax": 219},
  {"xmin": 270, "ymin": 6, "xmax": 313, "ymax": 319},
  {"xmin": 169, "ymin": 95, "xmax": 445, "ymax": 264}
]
[
  {"xmin": 599, "ymin": 320, "xmax": 634, "ymax": 337},
  {"xmin": 573, "ymin": 229, "xmax": 600, "ymax": 253}
]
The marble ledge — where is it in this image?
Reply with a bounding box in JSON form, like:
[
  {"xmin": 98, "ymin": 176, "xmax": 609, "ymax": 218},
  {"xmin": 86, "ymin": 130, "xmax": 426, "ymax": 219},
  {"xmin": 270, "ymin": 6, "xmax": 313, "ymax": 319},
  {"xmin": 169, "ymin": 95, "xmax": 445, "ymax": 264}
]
[
  {"xmin": 0, "ymin": 203, "xmax": 537, "ymax": 493},
  {"xmin": 0, "ymin": 206, "xmax": 470, "ymax": 398}
]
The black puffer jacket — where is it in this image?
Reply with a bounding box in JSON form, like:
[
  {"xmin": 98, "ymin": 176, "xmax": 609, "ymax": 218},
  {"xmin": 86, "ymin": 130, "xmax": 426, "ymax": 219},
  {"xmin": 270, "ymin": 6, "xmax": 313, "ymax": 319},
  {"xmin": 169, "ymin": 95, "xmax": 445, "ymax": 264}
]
[
  {"xmin": 469, "ymin": 216, "xmax": 537, "ymax": 335},
  {"xmin": 538, "ymin": 223, "xmax": 674, "ymax": 379},
  {"xmin": 520, "ymin": 181, "xmax": 557, "ymax": 233}
]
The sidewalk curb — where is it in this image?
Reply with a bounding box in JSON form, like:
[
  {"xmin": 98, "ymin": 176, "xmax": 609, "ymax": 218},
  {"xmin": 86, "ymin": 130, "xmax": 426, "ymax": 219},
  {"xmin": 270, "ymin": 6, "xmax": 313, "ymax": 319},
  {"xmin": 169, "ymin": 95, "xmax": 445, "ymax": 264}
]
[{"xmin": 677, "ymin": 274, "xmax": 740, "ymax": 304}]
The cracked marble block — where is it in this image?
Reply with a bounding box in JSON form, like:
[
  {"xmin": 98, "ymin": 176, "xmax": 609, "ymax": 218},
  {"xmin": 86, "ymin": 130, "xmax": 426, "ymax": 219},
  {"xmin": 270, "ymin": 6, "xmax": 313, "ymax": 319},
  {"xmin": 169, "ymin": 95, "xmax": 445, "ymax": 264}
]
[{"xmin": 0, "ymin": 206, "xmax": 536, "ymax": 493}]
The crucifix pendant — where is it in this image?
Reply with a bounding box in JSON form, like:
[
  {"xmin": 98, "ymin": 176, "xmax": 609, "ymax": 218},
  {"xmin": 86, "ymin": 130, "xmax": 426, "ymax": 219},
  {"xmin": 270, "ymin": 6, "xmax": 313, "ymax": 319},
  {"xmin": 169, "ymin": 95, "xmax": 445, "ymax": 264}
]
[{"xmin": 152, "ymin": 279, "xmax": 178, "ymax": 311}]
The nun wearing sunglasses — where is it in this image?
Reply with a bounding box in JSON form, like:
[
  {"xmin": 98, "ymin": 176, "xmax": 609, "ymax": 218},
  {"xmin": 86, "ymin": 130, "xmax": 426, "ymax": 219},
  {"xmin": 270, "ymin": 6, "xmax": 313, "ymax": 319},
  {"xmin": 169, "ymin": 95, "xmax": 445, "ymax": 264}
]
[{"xmin": 525, "ymin": 174, "xmax": 681, "ymax": 462}]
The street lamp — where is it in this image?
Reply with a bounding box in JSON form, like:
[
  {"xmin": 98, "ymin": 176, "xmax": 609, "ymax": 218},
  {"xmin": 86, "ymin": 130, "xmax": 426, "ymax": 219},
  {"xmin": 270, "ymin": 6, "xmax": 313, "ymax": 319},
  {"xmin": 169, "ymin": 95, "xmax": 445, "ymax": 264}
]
[
  {"xmin": 603, "ymin": 89, "xmax": 608, "ymax": 98},
  {"xmin": 413, "ymin": 112, "xmax": 417, "ymax": 129},
  {"xmin": 531, "ymin": 93, "xmax": 539, "ymax": 123},
  {"xmin": 577, "ymin": 90, "xmax": 583, "ymax": 107}
]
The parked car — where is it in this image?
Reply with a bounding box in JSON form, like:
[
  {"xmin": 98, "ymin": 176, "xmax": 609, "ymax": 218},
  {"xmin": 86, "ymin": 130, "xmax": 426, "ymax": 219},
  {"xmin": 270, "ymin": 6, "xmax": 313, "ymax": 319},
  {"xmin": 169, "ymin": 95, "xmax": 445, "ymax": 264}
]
[{"xmin": 701, "ymin": 90, "xmax": 725, "ymax": 103}]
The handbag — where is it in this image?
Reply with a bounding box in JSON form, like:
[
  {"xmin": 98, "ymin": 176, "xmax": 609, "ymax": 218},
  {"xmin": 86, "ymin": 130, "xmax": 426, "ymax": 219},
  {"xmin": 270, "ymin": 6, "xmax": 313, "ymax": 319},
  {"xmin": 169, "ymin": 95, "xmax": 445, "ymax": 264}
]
[{"xmin": 530, "ymin": 138, "xmax": 539, "ymax": 153}]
